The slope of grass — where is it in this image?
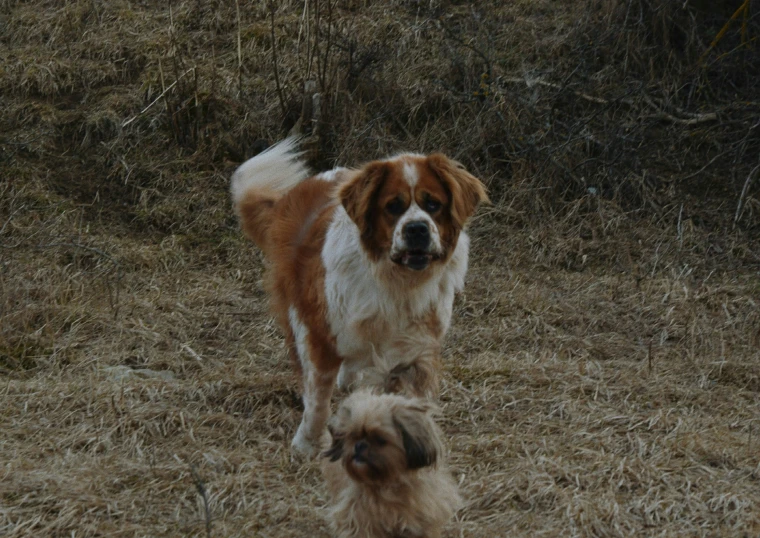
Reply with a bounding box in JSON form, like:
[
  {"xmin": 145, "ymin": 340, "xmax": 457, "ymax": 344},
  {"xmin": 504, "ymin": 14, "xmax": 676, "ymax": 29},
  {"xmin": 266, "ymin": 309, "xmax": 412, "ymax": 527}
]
[{"xmin": 1, "ymin": 1, "xmax": 759, "ymax": 536}]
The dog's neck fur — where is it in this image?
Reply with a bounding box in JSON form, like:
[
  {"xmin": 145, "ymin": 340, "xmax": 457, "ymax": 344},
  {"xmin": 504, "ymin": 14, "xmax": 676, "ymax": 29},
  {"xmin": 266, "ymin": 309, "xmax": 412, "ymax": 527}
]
[
  {"xmin": 322, "ymin": 206, "xmax": 468, "ymax": 362},
  {"xmin": 330, "ymin": 467, "xmax": 457, "ymax": 538}
]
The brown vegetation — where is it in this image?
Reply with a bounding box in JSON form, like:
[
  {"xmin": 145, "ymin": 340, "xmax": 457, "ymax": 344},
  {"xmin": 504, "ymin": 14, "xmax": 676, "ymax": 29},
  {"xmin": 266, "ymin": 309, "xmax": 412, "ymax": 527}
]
[{"xmin": 1, "ymin": 0, "xmax": 759, "ymax": 536}]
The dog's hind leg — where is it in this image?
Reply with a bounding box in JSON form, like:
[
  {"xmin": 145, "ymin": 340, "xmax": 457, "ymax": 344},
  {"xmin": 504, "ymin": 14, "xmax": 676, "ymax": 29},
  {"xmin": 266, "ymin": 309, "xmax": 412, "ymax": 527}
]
[
  {"xmin": 288, "ymin": 307, "xmax": 340, "ymax": 458},
  {"xmin": 291, "ymin": 359, "xmax": 338, "ymax": 457}
]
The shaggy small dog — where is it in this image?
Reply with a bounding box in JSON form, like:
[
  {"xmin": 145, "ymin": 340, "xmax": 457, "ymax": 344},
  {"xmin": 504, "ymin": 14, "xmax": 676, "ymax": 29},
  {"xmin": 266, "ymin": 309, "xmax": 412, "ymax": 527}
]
[{"xmin": 321, "ymin": 390, "xmax": 461, "ymax": 538}]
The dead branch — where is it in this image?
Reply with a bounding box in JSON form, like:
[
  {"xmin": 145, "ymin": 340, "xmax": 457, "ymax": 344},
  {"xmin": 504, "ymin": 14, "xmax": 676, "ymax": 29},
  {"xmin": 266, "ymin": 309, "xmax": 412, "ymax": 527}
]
[
  {"xmin": 269, "ymin": 1, "xmax": 287, "ymax": 117},
  {"xmin": 499, "ymin": 75, "xmax": 612, "ymax": 105},
  {"xmin": 699, "ymin": 0, "xmax": 751, "ymax": 65},
  {"xmin": 122, "ymin": 67, "xmax": 195, "ymax": 128},
  {"xmin": 499, "ymin": 75, "xmax": 719, "ymax": 125},
  {"xmin": 641, "ymin": 93, "xmax": 718, "ymax": 125},
  {"xmin": 235, "ymin": 0, "xmax": 243, "ymax": 98},
  {"xmin": 735, "ymin": 161, "xmax": 760, "ymax": 227},
  {"xmin": 189, "ymin": 464, "xmax": 212, "ymax": 538}
]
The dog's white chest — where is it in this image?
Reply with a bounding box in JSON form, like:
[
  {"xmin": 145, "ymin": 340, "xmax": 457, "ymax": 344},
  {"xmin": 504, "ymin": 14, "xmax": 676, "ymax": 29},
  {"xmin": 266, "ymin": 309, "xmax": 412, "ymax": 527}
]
[
  {"xmin": 322, "ymin": 206, "xmax": 468, "ymax": 365},
  {"xmin": 323, "ymin": 257, "xmax": 458, "ymax": 364}
]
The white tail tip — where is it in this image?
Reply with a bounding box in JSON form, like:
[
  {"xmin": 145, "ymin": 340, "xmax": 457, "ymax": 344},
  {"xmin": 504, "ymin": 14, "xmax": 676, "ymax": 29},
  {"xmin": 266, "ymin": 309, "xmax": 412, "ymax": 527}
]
[{"xmin": 230, "ymin": 137, "xmax": 310, "ymax": 206}]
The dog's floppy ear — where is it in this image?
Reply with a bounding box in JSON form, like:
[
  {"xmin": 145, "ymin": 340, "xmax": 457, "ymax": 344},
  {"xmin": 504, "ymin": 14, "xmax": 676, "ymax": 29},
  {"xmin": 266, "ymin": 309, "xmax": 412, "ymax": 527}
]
[
  {"xmin": 393, "ymin": 401, "xmax": 443, "ymax": 470},
  {"xmin": 427, "ymin": 153, "xmax": 488, "ymax": 229},
  {"xmin": 322, "ymin": 422, "xmax": 344, "ymax": 462},
  {"xmin": 338, "ymin": 162, "xmax": 389, "ymax": 242}
]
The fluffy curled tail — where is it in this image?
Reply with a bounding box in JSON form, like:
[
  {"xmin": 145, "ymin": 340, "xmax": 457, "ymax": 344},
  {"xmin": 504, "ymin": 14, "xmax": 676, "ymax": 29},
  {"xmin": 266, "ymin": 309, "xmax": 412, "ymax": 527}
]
[{"xmin": 230, "ymin": 137, "xmax": 309, "ymax": 253}]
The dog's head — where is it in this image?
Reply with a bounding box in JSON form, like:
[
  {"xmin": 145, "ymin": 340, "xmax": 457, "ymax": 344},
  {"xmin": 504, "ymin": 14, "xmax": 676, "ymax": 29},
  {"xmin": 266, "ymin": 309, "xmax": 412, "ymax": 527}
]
[
  {"xmin": 338, "ymin": 153, "xmax": 488, "ymax": 272},
  {"xmin": 323, "ymin": 390, "xmax": 444, "ymax": 484}
]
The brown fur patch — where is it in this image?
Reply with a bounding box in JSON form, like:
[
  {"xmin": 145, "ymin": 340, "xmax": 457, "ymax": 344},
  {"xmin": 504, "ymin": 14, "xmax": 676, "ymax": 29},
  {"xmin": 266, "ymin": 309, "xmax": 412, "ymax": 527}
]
[
  {"xmin": 263, "ymin": 178, "xmax": 341, "ymax": 372},
  {"xmin": 426, "ymin": 153, "xmax": 489, "ymax": 230},
  {"xmin": 338, "ymin": 163, "xmax": 389, "ymax": 261},
  {"xmin": 235, "ymin": 187, "xmax": 280, "ymax": 252}
]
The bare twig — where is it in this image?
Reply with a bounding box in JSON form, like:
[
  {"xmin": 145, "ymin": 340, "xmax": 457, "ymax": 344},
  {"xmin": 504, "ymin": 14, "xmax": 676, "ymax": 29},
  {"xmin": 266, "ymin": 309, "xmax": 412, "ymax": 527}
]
[
  {"xmin": 324, "ymin": 0, "xmax": 340, "ymax": 96},
  {"xmin": 699, "ymin": 0, "xmax": 751, "ymax": 65},
  {"xmin": 235, "ymin": 0, "xmax": 243, "ymax": 98},
  {"xmin": 499, "ymin": 75, "xmax": 612, "ymax": 105},
  {"xmin": 122, "ymin": 67, "xmax": 195, "ymax": 127},
  {"xmin": 269, "ymin": 1, "xmax": 287, "ymax": 117},
  {"xmin": 498, "ymin": 76, "xmax": 718, "ymax": 125},
  {"xmin": 181, "ymin": 344, "xmax": 203, "ymax": 362},
  {"xmin": 652, "ymin": 110, "xmax": 718, "ymax": 125},
  {"xmin": 677, "ymin": 203, "xmax": 684, "ymax": 250},
  {"xmin": 734, "ymin": 161, "xmax": 760, "ymax": 227},
  {"xmin": 189, "ymin": 464, "xmax": 212, "ymax": 538},
  {"xmin": 320, "ymin": 0, "xmax": 335, "ymax": 92},
  {"xmin": 310, "ymin": 0, "xmax": 319, "ymax": 84},
  {"xmin": 641, "ymin": 93, "xmax": 718, "ymax": 125},
  {"xmin": 311, "ymin": 0, "xmax": 336, "ymax": 93},
  {"xmin": 680, "ymin": 150, "xmax": 731, "ymax": 182}
]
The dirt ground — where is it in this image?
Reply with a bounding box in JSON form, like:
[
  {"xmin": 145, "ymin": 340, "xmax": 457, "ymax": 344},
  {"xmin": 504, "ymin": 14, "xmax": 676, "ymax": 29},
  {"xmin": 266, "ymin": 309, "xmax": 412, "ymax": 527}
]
[{"xmin": 2, "ymin": 1, "xmax": 759, "ymax": 537}]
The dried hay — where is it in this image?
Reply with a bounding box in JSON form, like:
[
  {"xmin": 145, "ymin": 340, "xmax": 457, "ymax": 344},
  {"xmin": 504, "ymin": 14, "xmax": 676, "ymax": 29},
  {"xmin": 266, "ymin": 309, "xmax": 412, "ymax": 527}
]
[{"xmin": 2, "ymin": 0, "xmax": 760, "ymax": 536}]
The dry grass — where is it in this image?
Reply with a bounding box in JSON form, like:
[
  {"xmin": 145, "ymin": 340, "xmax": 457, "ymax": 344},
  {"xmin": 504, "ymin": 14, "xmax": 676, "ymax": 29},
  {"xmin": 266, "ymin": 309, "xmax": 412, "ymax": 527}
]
[{"xmin": 2, "ymin": 0, "xmax": 760, "ymax": 536}]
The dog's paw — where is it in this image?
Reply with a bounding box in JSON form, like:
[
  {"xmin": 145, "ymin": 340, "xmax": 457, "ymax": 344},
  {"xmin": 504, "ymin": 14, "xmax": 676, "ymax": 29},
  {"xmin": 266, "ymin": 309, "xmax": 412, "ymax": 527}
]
[{"xmin": 291, "ymin": 424, "xmax": 330, "ymax": 458}]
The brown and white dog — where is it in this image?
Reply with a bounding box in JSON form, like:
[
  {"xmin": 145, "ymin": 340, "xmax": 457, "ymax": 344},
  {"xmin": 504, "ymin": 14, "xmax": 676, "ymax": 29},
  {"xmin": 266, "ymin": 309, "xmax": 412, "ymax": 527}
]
[{"xmin": 231, "ymin": 138, "xmax": 487, "ymax": 456}]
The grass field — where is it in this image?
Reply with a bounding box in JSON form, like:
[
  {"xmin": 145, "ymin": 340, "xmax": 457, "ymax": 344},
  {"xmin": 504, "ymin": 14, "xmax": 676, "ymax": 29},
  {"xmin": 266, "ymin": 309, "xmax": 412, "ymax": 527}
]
[{"xmin": 2, "ymin": 1, "xmax": 759, "ymax": 536}]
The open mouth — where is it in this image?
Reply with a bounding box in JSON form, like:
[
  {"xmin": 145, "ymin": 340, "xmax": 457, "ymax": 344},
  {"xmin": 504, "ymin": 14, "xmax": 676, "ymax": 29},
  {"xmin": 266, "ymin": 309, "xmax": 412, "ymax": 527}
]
[
  {"xmin": 350, "ymin": 453, "xmax": 376, "ymax": 472},
  {"xmin": 392, "ymin": 250, "xmax": 434, "ymax": 271}
]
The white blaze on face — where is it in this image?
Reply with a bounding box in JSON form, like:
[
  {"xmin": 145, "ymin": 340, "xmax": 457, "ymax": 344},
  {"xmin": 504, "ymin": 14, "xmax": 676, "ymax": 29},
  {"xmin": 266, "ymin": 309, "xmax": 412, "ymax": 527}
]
[
  {"xmin": 390, "ymin": 161, "xmax": 443, "ymax": 258},
  {"xmin": 403, "ymin": 162, "xmax": 418, "ymax": 188}
]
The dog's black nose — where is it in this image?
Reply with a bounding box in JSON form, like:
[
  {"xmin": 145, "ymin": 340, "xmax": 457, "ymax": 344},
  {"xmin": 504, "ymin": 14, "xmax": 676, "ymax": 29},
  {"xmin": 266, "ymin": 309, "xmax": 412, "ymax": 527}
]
[
  {"xmin": 354, "ymin": 440, "xmax": 369, "ymax": 454},
  {"xmin": 403, "ymin": 221, "xmax": 430, "ymax": 250}
]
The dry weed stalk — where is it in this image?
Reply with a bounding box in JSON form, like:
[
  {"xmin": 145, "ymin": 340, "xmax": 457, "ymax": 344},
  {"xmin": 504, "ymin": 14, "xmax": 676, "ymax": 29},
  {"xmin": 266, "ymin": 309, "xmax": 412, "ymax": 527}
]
[
  {"xmin": 190, "ymin": 463, "xmax": 213, "ymax": 538},
  {"xmin": 268, "ymin": 0, "xmax": 287, "ymax": 117}
]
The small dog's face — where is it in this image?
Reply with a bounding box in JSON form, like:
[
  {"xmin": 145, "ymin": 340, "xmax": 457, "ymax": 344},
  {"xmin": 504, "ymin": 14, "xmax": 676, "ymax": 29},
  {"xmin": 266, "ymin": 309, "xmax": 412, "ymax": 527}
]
[{"xmin": 323, "ymin": 391, "xmax": 443, "ymax": 484}]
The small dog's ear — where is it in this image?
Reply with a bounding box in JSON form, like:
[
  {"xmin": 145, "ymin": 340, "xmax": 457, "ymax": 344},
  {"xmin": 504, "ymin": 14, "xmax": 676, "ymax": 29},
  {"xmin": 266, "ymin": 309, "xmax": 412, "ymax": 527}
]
[
  {"xmin": 322, "ymin": 423, "xmax": 344, "ymax": 462},
  {"xmin": 393, "ymin": 402, "xmax": 443, "ymax": 470},
  {"xmin": 427, "ymin": 153, "xmax": 488, "ymax": 229}
]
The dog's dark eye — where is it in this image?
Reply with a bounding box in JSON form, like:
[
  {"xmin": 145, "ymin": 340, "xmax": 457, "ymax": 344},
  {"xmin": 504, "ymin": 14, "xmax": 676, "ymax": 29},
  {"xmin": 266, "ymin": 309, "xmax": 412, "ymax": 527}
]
[
  {"xmin": 424, "ymin": 198, "xmax": 442, "ymax": 213},
  {"xmin": 386, "ymin": 198, "xmax": 405, "ymax": 216},
  {"xmin": 374, "ymin": 436, "xmax": 387, "ymax": 446}
]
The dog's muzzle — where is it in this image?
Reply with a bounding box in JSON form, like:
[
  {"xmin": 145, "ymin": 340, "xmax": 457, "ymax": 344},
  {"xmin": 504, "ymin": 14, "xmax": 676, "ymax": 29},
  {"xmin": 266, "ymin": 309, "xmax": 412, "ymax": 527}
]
[
  {"xmin": 391, "ymin": 221, "xmax": 436, "ymax": 271},
  {"xmin": 353, "ymin": 440, "xmax": 369, "ymax": 463},
  {"xmin": 404, "ymin": 221, "xmax": 430, "ymax": 251}
]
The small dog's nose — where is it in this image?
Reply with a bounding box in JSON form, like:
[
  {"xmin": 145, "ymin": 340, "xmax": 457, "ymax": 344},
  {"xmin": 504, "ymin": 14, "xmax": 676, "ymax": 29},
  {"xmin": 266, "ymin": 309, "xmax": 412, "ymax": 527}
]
[
  {"xmin": 403, "ymin": 221, "xmax": 430, "ymax": 250},
  {"xmin": 354, "ymin": 440, "xmax": 368, "ymax": 454}
]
